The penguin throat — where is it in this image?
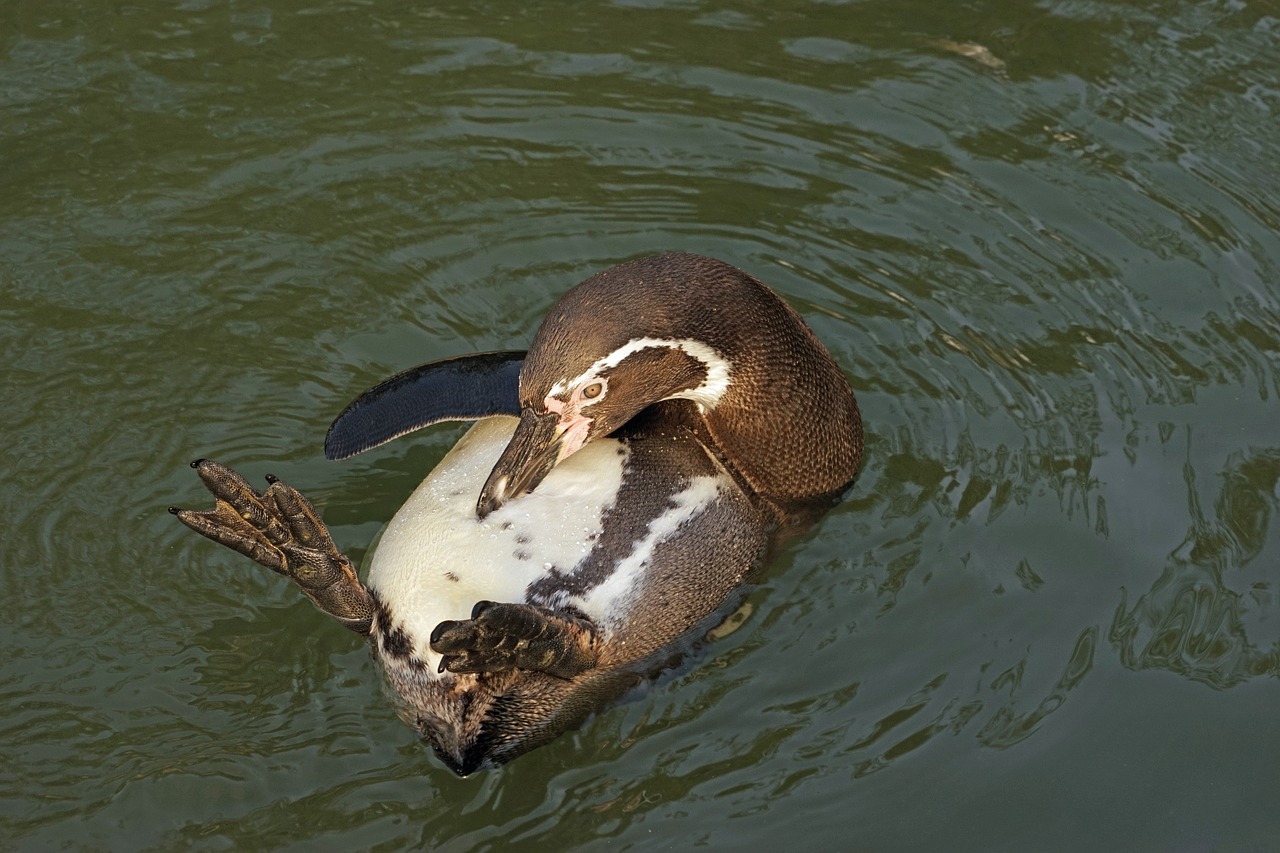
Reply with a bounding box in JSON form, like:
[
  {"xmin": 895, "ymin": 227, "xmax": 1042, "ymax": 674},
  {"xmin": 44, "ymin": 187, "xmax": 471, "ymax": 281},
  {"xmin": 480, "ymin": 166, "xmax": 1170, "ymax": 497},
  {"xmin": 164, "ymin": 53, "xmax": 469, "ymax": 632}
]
[
  {"xmin": 543, "ymin": 396, "xmax": 594, "ymax": 462},
  {"xmin": 556, "ymin": 414, "xmax": 593, "ymax": 462}
]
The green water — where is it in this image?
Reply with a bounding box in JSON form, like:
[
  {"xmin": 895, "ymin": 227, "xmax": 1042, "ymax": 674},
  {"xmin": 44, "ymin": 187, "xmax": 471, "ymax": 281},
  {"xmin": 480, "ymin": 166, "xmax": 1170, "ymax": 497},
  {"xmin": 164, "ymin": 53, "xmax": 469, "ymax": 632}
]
[{"xmin": 3, "ymin": 0, "xmax": 1279, "ymax": 849}]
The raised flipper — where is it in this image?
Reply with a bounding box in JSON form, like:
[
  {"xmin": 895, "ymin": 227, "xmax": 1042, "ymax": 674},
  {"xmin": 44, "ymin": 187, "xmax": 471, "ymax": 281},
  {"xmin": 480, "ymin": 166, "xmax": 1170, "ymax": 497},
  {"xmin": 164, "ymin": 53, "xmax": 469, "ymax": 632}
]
[
  {"xmin": 170, "ymin": 460, "xmax": 375, "ymax": 634},
  {"xmin": 430, "ymin": 601, "xmax": 599, "ymax": 679},
  {"xmin": 324, "ymin": 351, "xmax": 525, "ymax": 461}
]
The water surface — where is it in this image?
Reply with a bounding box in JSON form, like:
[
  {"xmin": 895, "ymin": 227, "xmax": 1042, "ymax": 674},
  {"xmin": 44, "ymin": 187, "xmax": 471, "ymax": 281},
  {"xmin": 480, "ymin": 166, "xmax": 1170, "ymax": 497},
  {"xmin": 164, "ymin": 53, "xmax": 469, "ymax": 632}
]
[{"xmin": 2, "ymin": 0, "xmax": 1278, "ymax": 850}]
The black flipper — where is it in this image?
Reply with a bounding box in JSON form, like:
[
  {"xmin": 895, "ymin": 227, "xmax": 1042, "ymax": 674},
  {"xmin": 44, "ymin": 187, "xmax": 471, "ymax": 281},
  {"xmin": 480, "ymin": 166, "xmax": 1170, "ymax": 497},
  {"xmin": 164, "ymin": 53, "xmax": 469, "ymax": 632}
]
[{"xmin": 324, "ymin": 351, "xmax": 525, "ymax": 460}]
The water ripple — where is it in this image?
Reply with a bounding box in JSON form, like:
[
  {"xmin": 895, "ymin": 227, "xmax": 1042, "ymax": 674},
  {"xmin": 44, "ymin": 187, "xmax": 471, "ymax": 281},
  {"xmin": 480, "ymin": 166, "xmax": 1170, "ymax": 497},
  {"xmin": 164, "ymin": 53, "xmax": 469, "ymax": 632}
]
[{"xmin": 4, "ymin": 0, "xmax": 1280, "ymax": 849}]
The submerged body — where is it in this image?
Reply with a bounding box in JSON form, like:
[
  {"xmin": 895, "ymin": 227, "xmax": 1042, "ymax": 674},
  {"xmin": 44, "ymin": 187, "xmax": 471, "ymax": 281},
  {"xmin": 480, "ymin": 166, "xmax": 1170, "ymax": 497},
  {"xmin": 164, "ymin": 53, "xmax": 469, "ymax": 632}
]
[
  {"xmin": 174, "ymin": 252, "xmax": 862, "ymax": 774},
  {"xmin": 369, "ymin": 413, "xmax": 766, "ymax": 772}
]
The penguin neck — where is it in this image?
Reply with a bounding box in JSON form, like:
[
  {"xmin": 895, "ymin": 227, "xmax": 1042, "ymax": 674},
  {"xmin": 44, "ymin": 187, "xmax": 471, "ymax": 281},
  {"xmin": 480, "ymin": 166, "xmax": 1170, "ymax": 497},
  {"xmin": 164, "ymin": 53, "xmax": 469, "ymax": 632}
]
[
  {"xmin": 689, "ymin": 298, "xmax": 864, "ymax": 508},
  {"xmin": 705, "ymin": 358, "xmax": 862, "ymax": 507}
]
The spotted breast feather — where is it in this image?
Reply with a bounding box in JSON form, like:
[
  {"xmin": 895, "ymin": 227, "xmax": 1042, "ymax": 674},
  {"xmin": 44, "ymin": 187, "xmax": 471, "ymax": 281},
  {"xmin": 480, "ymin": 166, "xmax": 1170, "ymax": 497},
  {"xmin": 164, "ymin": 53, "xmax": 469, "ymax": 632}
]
[{"xmin": 173, "ymin": 252, "xmax": 862, "ymax": 775}]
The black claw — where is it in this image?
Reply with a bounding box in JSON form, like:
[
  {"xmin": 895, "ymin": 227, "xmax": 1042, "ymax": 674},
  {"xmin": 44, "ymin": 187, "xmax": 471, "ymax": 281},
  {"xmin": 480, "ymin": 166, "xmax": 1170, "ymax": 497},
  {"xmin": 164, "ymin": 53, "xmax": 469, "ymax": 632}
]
[
  {"xmin": 437, "ymin": 657, "xmax": 449, "ymax": 674},
  {"xmin": 430, "ymin": 620, "xmax": 456, "ymax": 646},
  {"xmin": 190, "ymin": 458, "xmax": 206, "ymax": 468},
  {"xmin": 265, "ymin": 474, "xmax": 279, "ymax": 484},
  {"xmin": 471, "ymin": 600, "xmax": 494, "ymax": 620},
  {"xmin": 167, "ymin": 506, "xmax": 180, "ymax": 514}
]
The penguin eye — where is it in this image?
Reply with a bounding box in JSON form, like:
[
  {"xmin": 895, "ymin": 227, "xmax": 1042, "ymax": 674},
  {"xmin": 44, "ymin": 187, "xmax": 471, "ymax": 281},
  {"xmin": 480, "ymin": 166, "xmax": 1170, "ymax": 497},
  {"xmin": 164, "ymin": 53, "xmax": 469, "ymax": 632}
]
[{"xmin": 581, "ymin": 382, "xmax": 604, "ymax": 400}]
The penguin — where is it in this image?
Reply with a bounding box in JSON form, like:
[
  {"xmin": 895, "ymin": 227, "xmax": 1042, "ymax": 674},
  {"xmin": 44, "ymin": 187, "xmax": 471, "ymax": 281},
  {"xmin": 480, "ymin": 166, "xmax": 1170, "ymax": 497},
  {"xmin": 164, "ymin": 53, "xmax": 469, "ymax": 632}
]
[{"xmin": 173, "ymin": 252, "xmax": 862, "ymax": 775}]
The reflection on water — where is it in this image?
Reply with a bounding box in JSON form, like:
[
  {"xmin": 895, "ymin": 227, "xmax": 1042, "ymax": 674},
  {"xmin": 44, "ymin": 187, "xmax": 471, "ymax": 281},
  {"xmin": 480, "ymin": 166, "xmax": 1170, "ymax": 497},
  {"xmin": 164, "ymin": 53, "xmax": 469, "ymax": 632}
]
[
  {"xmin": 1111, "ymin": 441, "xmax": 1280, "ymax": 688},
  {"xmin": 978, "ymin": 625, "xmax": 1097, "ymax": 749},
  {"xmin": 827, "ymin": 427, "xmax": 1108, "ymax": 767}
]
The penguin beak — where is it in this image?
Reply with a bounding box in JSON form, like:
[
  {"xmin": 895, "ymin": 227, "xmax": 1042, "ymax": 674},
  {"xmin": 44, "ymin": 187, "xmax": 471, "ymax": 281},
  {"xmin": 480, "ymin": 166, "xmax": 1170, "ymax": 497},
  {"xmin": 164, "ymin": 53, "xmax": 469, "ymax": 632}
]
[{"xmin": 477, "ymin": 408, "xmax": 585, "ymax": 518}]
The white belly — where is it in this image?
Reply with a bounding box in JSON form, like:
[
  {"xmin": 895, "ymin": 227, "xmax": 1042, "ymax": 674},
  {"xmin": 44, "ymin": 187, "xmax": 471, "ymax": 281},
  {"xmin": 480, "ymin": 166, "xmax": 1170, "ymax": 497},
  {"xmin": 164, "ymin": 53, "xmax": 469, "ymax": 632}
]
[{"xmin": 366, "ymin": 416, "xmax": 628, "ymax": 670}]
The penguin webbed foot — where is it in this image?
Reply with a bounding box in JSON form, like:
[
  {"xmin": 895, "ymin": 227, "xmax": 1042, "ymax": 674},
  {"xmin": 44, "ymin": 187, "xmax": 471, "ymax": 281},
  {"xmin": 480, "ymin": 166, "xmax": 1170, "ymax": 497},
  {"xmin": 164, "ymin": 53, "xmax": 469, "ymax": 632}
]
[
  {"xmin": 430, "ymin": 601, "xmax": 598, "ymax": 679},
  {"xmin": 172, "ymin": 460, "xmax": 375, "ymax": 635}
]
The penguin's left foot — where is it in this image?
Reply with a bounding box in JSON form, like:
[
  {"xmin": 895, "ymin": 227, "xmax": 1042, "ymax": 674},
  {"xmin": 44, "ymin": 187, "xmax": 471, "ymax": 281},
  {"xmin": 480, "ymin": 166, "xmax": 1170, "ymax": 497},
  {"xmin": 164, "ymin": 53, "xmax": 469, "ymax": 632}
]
[
  {"xmin": 430, "ymin": 601, "xmax": 599, "ymax": 679},
  {"xmin": 172, "ymin": 460, "xmax": 375, "ymax": 635}
]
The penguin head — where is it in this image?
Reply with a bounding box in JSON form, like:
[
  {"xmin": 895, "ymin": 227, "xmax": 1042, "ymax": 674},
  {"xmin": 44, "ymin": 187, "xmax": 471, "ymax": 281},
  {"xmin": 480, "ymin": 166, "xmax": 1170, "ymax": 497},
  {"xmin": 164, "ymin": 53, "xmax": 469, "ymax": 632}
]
[
  {"xmin": 476, "ymin": 260, "xmax": 735, "ymax": 517},
  {"xmin": 475, "ymin": 252, "xmax": 862, "ymax": 519}
]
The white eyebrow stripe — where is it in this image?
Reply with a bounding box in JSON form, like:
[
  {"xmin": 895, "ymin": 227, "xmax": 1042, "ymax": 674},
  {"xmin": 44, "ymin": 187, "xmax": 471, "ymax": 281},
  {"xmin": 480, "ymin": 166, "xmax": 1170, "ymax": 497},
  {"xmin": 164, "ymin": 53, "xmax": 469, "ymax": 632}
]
[{"xmin": 562, "ymin": 336, "xmax": 732, "ymax": 410}]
